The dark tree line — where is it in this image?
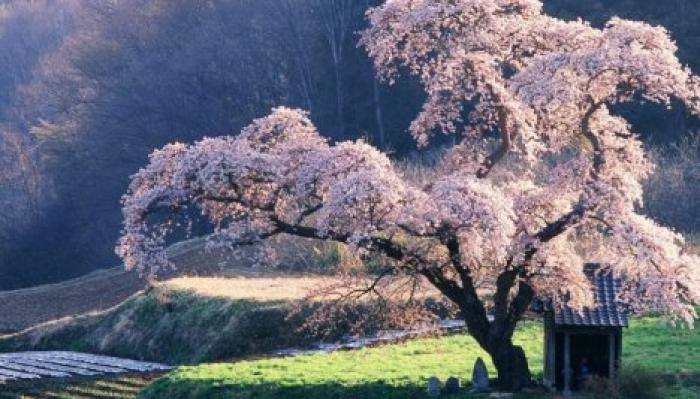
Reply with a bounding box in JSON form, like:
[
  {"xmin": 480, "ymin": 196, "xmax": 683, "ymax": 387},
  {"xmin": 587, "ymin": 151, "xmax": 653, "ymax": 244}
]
[{"xmin": 0, "ymin": 0, "xmax": 698, "ymax": 289}]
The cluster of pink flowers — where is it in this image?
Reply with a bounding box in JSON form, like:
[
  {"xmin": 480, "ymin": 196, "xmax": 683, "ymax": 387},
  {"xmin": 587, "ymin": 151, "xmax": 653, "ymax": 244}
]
[{"xmin": 119, "ymin": 0, "xmax": 699, "ymax": 325}]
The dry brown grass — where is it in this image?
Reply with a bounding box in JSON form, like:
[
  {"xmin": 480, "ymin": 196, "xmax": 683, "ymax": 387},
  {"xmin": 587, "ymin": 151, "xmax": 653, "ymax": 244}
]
[
  {"xmin": 162, "ymin": 276, "xmax": 337, "ymax": 301},
  {"xmin": 161, "ymin": 275, "xmax": 445, "ymax": 301}
]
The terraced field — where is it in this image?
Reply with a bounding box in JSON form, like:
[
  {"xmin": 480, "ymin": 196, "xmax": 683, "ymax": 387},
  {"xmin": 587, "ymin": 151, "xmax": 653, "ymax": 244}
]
[
  {"xmin": 0, "ymin": 352, "xmax": 171, "ymax": 384},
  {"xmin": 0, "ymin": 352, "xmax": 171, "ymax": 399},
  {"xmin": 0, "ymin": 374, "xmax": 155, "ymax": 399}
]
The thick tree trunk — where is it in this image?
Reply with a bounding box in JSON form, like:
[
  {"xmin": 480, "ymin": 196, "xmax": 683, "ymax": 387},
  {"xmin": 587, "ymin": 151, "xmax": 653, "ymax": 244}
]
[
  {"xmin": 460, "ymin": 313, "xmax": 533, "ymax": 391},
  {"xmin": 425, "ymin": 238, "xmax": 535, "ymax": 391},
  {"xmin": 490, "ymin": 341, "xmax": 532, "ymax": 391}
]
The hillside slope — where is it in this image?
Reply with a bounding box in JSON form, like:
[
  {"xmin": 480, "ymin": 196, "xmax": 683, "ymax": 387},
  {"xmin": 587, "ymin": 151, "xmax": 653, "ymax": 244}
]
[
  {"xmin": 0, "ymin": 277, "xmax": 332, "ymax": 364},
  {"xmin": 0, "ymin": 274, "xmax": 448, "ymax": 365},
  {"xmin": 0, "ymin": 237, "xmax": 267, "ymax": 333},
  {"xmin": 0, "ymin": 267, "xmax": 142, "ymax": 334}
]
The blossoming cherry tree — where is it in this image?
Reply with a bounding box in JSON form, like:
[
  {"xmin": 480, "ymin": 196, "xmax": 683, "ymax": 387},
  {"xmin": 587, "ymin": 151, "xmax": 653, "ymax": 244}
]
[{"xmin": 118, "ymin": 0, "xmax": 700, "ymax": 389}]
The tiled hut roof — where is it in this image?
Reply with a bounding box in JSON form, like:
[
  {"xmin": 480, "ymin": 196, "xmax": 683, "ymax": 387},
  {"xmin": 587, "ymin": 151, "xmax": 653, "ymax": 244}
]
[{"xmin": 554, "ymin": 264, "xmax": 629, "ymax": 327}]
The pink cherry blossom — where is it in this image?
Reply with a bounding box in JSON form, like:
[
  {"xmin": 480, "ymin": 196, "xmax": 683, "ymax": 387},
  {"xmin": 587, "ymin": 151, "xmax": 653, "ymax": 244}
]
[{"xmin": 118, "ymin": 1, "xmax": 700, "ymax": 388}]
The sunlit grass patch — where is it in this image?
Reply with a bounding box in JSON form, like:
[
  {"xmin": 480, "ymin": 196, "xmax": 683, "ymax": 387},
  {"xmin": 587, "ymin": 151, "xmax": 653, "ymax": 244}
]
[
  {"xmin": 139, "ymin": 322, "xmax": 543, "ymax": 399},
  {"xmin": 139, "ymin": 315, "xmax": 700, "ymax": 399},
  {"xmin": 162, "ymin": 276, "xmax": 337, "ymax": 301},
  {"xmin": 624, "ymin": 316, "xmax": 700, "ymax": 372}
]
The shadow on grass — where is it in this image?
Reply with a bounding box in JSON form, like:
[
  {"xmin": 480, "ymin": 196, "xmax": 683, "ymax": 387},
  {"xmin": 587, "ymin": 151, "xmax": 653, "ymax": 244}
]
[
  {"xmin": 0, "ymin": 374, "xmax": 157, "ymax": 399},
  {"xmin": 139, "ymin": 379, "xmax": 549, "ymax": 399},
  {"xmin": 139, "ymin": 372, "xmax": 700, "ymax": 399}
]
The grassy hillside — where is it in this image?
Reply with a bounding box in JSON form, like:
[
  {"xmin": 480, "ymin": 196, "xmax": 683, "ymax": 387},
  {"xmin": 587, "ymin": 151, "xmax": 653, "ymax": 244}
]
[
  {"xmin": 0, "ymin": 277, "xmax": 335, "ymax": 365},
  {"xmin": 140, "ymin": 317, "xmax": 700, "ymax": 399}
]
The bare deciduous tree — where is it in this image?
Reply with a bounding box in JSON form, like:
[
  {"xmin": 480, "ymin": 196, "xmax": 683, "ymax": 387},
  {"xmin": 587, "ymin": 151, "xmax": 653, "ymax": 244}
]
[{"xmin": 312, "ymin": 0, "xmax": 362, "ymax": 137}]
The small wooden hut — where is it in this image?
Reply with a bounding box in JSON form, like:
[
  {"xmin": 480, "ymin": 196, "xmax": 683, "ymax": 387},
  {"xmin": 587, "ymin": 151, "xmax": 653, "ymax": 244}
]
[{"xmin": 540, "ymin": 264, "xmax": 629, "ymax": 394}]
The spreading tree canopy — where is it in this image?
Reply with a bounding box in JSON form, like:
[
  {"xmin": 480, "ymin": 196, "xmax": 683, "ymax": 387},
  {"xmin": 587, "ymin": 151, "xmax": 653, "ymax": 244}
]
[{"xmin": 117, "ymin": 0, "xmax": 700, "ymax": 389}]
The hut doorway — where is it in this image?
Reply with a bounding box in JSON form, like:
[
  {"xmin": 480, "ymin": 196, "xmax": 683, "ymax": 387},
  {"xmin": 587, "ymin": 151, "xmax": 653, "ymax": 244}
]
[
  {"xmin": 538, "ymin": 264, "xmax": 629, "ymax": 394},
  {"xmin": 554, "ymin": 332, "xmax": 612, "ymax": 391}
]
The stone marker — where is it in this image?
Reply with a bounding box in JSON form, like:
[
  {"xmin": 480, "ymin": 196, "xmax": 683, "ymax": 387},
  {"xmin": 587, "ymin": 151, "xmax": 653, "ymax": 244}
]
[
  {"xmin": 470, "ymin": 357, "xmax": 490, "ymax": 393},
  {"xmin": 427, "ymin": 376, "xmax": 441, "ymax": 397},
  {"xmin": 444, "ymin": 376, "xmax": 461, "ymax": 395},
  {"xmin": 488, "ymin": 393, "xmax": 514, "ymax": 399}
]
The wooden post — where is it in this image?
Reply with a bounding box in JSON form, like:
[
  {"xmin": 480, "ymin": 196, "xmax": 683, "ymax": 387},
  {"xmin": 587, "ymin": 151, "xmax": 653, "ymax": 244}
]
[
  {"xmin": 616, "ymin": 331, "xmax": 623, "ymax": 374},
  {"xmin": 609, "ymin": 332, "xmax": 616, "ymax": 379},
  {"xmin": 543, "ymin": 325, "xmax": 549, "ymax": 387},
  {"xmin": 545, "ymin": 324, "xmax": 556, "ymax": 389},
  {"xmin": 563, "ymin": 333, "xmax": 572, "ymax": 396}
]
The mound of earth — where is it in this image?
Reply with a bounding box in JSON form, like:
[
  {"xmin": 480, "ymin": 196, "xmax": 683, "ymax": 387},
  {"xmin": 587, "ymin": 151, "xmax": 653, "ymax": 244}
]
[{"xmin": 0, "ymin": 275, "xmax": 450, "ymax": 365}]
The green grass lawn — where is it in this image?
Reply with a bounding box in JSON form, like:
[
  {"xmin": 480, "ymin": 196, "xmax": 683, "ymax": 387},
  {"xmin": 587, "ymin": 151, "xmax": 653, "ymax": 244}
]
[
  {"xmin": 624, "ymin": 317, "xmax": 700, "ymax": 372},
  {"xmin": 137, "ymin": 317, "xmax": 700, "ymax": 399},
  {"xmin": 141, "ymin": 323, "xmax": 542, "ymax": 399}
]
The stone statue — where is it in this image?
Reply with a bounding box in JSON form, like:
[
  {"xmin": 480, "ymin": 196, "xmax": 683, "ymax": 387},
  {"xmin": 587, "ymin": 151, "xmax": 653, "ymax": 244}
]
[
  {"xmin": 427, "ymin": 376, "xmax": 441, "ymax": 397},
  {"xmin": 444, "ymin": 376, "xmax": 461, "ymax": 394},
  {"xmin": 471, "ymin": 357, "xmax": 490, "ymax": 393}
]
